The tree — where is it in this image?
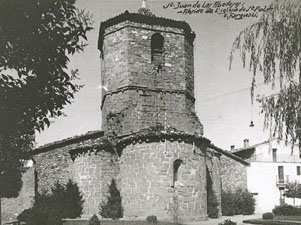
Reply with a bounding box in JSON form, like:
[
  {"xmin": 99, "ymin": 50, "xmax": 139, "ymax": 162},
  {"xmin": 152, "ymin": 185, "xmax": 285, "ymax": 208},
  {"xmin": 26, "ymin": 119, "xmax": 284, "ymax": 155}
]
[
  {"xmin": 99, "ymin": 179, "xmax": 123, "ymax": 219},
  {"xmin": 0, "ymin": 0, "xmax": 92, "ymax": 223},
  {"xmin": 283, "ymin": 181, "xmax": 301, "ymax": 206},
  {"xmin": 230, "ymin": 0, "xmax": 301, "ymax": 150}
]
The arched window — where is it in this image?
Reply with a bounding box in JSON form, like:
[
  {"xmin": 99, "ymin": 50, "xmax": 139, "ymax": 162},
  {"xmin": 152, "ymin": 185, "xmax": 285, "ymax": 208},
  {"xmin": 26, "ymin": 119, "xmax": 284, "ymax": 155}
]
[
  {"xmin": 151, "ymin": 33, "xmax": 164, "ymax": 72},
  {"xmin": 173, "ymin": 159, "xmax": 183, "ymax": 186}
]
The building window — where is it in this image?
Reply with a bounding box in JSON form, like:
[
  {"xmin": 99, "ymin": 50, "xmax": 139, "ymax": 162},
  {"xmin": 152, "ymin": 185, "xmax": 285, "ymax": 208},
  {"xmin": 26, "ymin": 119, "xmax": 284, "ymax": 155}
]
[
  {"xmin": 297, "ymin": 166, "xmax": 301, "ymax": 176},
  {"xmin": 278, "ymin": 166, "xmax": 284, "ymax": 183},
  {"xmin": 273, "ymin": 148, "xmax": 277, "ymax": 162},
  {"xmin": 173, "ymin": 159, "xmax": 182, "ymax": 186},
  {"xmin": 151, "ymin": 33, "xmax": 164, "ymax": 72}
]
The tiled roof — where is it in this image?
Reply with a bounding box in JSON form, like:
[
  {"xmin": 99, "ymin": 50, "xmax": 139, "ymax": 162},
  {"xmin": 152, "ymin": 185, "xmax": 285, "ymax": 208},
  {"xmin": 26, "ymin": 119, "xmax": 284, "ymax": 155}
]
[{"xmin": 32, "ymin": 130, "xmax": 104, "ymax": 155}]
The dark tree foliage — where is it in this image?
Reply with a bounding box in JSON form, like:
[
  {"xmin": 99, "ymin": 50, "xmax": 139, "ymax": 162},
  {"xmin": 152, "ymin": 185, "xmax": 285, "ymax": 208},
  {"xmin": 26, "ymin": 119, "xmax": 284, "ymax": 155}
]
[
  {"xmin": 89, "ymin": 214, "xmax": 100, "ymax": 225},
  {"xmin": 99, "ymin": 179, "xmax": 123, "ymax": 219},
  {"xmin": 230, "ymin": 0, "xmax": 301, "ymax": 150},
  {"xmin": 273, "ymin": 204, "xmax": 301, "ymax": 216},
  {"xmin": 18, "ymin": 179, "xmax": 84, "ymax": 225},
  {"xmin": 0, "ymin": 0, "xmax": 92, "ymax": 200}
]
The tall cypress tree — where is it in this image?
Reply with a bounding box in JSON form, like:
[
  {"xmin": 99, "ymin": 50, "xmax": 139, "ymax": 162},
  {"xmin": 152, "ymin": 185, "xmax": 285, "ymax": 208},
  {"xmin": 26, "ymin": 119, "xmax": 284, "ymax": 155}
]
[{"xmin": 99, "ymin": 179, "xmax": 123, "ymax": 219}]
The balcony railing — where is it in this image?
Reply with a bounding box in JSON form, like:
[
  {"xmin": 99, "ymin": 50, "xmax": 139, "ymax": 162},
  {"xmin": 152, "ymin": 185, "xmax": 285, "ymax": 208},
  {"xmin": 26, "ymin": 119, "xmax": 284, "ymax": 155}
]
[
  {"xmin": 276, "ymin": 175, "xmax": 289, "ymax": 187},
  {"xmin": 251, "ymin": 154, "xmax": 301, "ymax": 163}
]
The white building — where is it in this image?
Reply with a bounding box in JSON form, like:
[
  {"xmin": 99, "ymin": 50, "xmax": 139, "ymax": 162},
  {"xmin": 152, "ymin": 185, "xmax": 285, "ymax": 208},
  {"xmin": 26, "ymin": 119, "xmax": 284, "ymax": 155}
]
[{"xmin": 231, "ymin": 139, "xmax": 301, "ymax": 213}]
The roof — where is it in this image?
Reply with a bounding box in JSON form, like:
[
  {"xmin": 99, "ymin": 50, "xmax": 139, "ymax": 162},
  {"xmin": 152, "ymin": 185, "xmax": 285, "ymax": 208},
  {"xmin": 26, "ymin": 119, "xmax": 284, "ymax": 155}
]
[
  {"xmin": 231, "ymin": 140, "xmax": 272, "ymax": 154},
  {"xmin": 31, "ymin": 130, "xmax": 104, "ymax": 155},
  {"xmin": 230, "ymin": 138, "xmax": 300, "ymax": 154},
  {"xmin": 209, "ymin": 144, "xmax": 250, "ymax": 166},
  {"xmin": 30, "ymin": 125, "xmax": 249, "ymax": 166},
  {"xmin": 98, "ymin": 10, "xmax": 195, "ymax": 57}
]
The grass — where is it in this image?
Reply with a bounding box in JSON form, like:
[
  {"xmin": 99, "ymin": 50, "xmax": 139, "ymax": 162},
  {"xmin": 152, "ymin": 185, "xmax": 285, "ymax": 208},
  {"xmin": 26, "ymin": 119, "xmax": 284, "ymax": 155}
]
[
  {"xmin": 243, "ymin": 217, "xmax": 301, "ymax": 225},
  {"xmin": 63, "ymin": 220, "xmax": 176, "ymax": 225}
]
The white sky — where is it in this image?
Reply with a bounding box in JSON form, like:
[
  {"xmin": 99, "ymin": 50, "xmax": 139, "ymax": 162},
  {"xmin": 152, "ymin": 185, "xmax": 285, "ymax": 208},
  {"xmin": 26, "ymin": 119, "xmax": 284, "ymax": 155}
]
[{"xmin": 36, "ymin": 0, "xmax": 275, "ymax": 150}]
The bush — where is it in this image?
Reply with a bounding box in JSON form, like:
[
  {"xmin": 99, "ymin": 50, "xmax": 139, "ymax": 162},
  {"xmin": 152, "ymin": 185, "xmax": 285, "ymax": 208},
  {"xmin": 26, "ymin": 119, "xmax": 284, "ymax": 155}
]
[
  {"xmin": 89, "ymin": 214, "xmax": 100, "ymax": 225},
  {"xmin": 273, "ymin": 204, "xmax": 301, "ymax": 216},
  {"xmin": 262, "ymin": 212, "xmax": 274, "ymax": 219},
  {"xmin": 207, "ymin": 192, "xmax": 219, "ymax": 218},
  {"xmin": 99, "ymin": 179, "xmax": 123, "ymax": 219},
  {"xmin": 221, "ymin": 188, "xmax": 255, "ymax": 216},
  {"xmin": 146, "ymin": 215, "xmax": 158, "ymax": 224},
  {"xmin": 18, "ymin": 179, "xmax": 84, "ymax": 225},
  {"xmin": 234, "ymin": 188, "xmax": 255, "ymax": 215},
  {"xmin": 218, "ymin": 219, "xmax": 237, "ymax": 225}
]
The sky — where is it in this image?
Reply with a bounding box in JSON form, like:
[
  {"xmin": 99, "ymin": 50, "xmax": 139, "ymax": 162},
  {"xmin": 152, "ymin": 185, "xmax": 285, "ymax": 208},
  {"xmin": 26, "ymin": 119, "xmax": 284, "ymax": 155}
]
[{"xmin": 35, "ymin": 0, "xmax": 275, "ymax": 151}]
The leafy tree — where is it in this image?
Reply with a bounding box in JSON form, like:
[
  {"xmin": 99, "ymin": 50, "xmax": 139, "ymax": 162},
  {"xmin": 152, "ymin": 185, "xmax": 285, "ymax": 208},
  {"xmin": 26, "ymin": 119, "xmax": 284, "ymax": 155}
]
[
  {"xmin": 99, "ymin": 179, "xmax": 123, "ymax": 219},
  {"xmin": 230, "ymin": 0, "xmax": 301, "ymax": 150},
  {"xmin": 0, "ymin": 0, "xmax": 92, "ymax": 223},
  {"xmin": 283, "ymin": 181, "xmax": 301, "ymax": 206}
]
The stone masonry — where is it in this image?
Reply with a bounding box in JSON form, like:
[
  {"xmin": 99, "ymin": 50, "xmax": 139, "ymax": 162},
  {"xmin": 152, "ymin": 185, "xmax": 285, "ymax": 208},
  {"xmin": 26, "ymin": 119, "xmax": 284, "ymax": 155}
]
[
  {"xmin": 119, "ymin": 141, "xmax": 207, "ymax": 221},
  {"xmin": 73, "ymin": 150, "xmax": 119, "ymax": 216},
  {"xmin": 220, "ymin": 156, "xmax": 248, "ymax": 192}
]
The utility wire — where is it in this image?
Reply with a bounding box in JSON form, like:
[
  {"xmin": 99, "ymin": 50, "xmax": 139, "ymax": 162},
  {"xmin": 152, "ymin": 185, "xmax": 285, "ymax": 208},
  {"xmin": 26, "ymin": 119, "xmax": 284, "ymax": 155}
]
[{"xmin": 198, "ymin": 77, "xmax": 281, "ymax": 103}]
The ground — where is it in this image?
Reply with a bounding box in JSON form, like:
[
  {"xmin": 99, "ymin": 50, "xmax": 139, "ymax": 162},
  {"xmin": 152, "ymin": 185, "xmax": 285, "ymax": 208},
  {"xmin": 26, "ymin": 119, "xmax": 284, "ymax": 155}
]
[{"xmin": 187, "ymin": 214, "xmax": 260, "ymax": 225}]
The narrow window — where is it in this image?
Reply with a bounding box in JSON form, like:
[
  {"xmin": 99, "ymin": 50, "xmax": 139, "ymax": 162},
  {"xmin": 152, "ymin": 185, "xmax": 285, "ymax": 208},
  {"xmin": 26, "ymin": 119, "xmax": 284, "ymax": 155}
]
[
  {"xmin": 173, "ymin": 159, "xmax": 182, "ymax": 186},
  {"xmin": 273, "ymin": 148, "xmax": 277, "ymax": 162},
  {"xmin": 278, "ymin": 166, "xmax": 284, "ymax": 183},
  {"xmin": 297, "ymin": 166, "xmax": 301, "ymax": 176},
  {"xmin": 151, "ymin": 33, "xmax": 164, "ymax": 72}
]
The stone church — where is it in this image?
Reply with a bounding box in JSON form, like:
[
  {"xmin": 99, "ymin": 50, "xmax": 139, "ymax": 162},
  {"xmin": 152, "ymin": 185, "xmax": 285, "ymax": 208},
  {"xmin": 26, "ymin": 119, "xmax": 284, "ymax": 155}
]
[{"xmin": 2, "ymin": 2, "xmax": 248, "ymax": 223}]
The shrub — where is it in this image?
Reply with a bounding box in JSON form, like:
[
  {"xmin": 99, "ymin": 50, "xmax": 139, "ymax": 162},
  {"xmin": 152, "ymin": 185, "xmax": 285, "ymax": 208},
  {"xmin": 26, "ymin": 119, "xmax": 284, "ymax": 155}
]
[
  {"xmin": 207, "ymin": 192, "xmax": 219, "ymax": 218},
  {"xmin": 18, "ymin": 179, "xmax": 84, "ymax": 225},
  {"xmin": 234, "ymin": 188, "xmax": 255, "ymax": 215},
  {"xmin": 99, "ymin": 179, "xmax": 123, "ymax": 219},
  {"xmin": 221, "ymin": 189, "xmax": 255, "ymax": 216},
  {"xmin": 146, "ymin": 215, "xmax": 158, "ymax": 224},
  {"xmin": 218, "ymin": 219, "xmax": 237, "ymax": 225},
  {"xmin": 89, "ymin": 214, "xmax": 100, "ymax": 225},
  {"xmin": 262, "ymin": 212, "xmax": 274, "ymax": 219},
  {"xmin": 273, "ymin": 204, "xmax": 301, "ymax": 216}
]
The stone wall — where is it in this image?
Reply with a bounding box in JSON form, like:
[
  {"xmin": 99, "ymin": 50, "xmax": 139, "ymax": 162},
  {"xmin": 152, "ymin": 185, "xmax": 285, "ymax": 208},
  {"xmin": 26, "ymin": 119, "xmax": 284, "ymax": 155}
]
[
  {"xmin": 220, "ymin": 155, "xmax": 247, "ymax": 192},
  {"xmin": 33, "ymin": 135, "xmax": 105, "ymax": 193},
  {"xmin": 2, "ymin": 167, "xmax": 35, "ymax": 223},
  {"xmin": 34, "ymin": 145, "xmax": 75, "ymax": 193},
  {"xmin": 102, "ymin": 90, "xmax": 202, "ymax": 136},
  {"xmin": 73, "ymin": 149, "xmax": 119, "ymax": 218},
  {"xmin": 119, "ymin": 140, "xmax": 207, "ymax": 222}
]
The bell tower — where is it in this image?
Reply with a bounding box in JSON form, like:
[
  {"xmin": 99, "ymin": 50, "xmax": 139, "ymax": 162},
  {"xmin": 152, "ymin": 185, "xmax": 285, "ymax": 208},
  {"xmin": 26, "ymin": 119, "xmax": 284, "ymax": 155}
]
[{"xmin": 98, "ymin": 5, "xmax": 203, "ymax": 136}]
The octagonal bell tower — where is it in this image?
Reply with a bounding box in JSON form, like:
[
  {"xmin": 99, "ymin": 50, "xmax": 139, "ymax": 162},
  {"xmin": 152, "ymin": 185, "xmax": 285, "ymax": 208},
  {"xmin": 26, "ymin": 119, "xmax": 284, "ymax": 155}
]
[{"xmin": 98, "ymin": 6, "xmax": 203, "ymax": 137}]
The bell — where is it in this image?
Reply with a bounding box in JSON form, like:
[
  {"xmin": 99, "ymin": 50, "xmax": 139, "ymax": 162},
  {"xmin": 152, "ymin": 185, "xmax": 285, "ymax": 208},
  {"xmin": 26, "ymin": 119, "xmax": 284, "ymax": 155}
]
[{"xmin": 249, "ymin": 121, "xmax": 255, "ymax": 127}]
